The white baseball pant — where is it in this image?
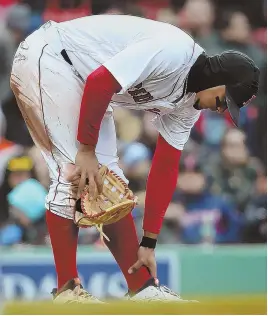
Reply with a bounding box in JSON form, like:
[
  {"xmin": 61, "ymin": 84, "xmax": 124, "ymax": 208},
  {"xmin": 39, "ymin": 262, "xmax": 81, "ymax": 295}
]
[{"xmin": 10, "ymin": 27, "xmax": 127, "ymax": 220}]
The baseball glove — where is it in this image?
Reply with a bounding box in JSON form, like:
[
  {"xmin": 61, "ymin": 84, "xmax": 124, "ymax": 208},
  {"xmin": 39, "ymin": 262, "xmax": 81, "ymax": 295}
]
[{"xmin": 74, "ymin": 165, "xmax": 138, "ymax": 240}]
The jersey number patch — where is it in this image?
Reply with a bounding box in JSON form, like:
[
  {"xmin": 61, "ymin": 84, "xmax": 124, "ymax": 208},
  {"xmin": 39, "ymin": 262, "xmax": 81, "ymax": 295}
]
[{"xmin": 128, "ymin": 83, "xmax": 153, "ymax": 103}]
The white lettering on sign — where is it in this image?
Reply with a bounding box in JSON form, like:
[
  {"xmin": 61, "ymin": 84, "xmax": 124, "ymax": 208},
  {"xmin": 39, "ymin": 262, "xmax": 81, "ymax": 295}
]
[
  {"xmin": 2, "ymin": 272, "xmax": 127, "ymax": 300},
  {"xmin": 3, "ymin": 274, "xmax": 36, "ymax": 300}
]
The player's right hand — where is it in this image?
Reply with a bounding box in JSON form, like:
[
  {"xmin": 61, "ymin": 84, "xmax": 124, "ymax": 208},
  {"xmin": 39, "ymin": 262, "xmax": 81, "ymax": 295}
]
[{"xmin": 67, "ymin": 145, "xmax": 103, "ymax": 199}]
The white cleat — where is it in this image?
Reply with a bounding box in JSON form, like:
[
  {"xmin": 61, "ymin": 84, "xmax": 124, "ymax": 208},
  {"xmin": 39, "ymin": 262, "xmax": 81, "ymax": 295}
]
[
  {"xmin": 52, "ymin": 278, "xmax": 104, "ymax": 304},
  {"xmin": 128, "ymin": 278, "xmax": 198, "ymax": 303}
]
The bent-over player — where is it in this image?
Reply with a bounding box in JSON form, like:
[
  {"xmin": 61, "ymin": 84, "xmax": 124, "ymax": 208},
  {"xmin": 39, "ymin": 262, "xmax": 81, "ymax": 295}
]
[{"xmin": 10, "ymin": 15, "xmax": 259, "ymax": 303}]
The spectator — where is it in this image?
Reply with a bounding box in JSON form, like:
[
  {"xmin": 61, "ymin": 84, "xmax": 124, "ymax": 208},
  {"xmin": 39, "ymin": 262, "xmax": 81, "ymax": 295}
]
[
  {"xmin": 0, "ymin": 0, "xmax": 17, "ymax": 21},
  {"xmin": 180, "ymin": 0, "xmax": 220, "ymax": 53},
  {"xmin": 92, "ymin": 0, "xmax": 145, "ymax": 22},
  {"xmin": 78, "ymin": 226, "xmax": 101, "ymax": 245},
  {"xmin": 0, "ymin": 4, "xmax": 31, "ymax": 103},
  {"xmin": 19, "ymin": 0, "xmax": 45, "ymax": 13},
  {"xmin": 0, "ymin": 222, "xmax": 23, "ymax": 246},
  {"xmin": 206, "ymin": 128, "xmax": 260, "ymax": 212},
  {"xmin": 242, "ymin": 171, "xmax": 267, "ymax": 243},
  {"xmin": 2, "ymin": 94, "xmax": 34, "ymax": 146},
  {"xmin": 26, "ymin": 146, "xmax": 50, "ymax": 189},
  {"xmin": 254, "ymin": 61, "xmax": 267, "ymax": 166},
  {"xmin": 197, "ymin": 111, "xmax": 230, "ymax": 151},
  {"xmin": 156, "ymin": 1, "xmax": 180, "ymax": 26},
  {"xmin": 19, "ymin": 0, "xmax": 44, "ymax": 33},
  {"xmin": 114, "ymin": 108, "xmax": 144, "ymax": 145},
  {"xmin": 91, "ymin": 0, "xmax": 117, "ymax": 15},
  {"xmin": 172, "ymin": 154, "xmax": 243, "ymax": 244},
  {"xmin": 0, "ymin": 155, "xmax": 47, "ymax": 245},
  {"xmin": 0, "ymin": 106, "xmax": 23, "ymax": 185},
  {"xmin": 120, "ymin": 142, "xmax": 151, "ymax": 192},
  {"xmin": 43, "ymin": 0, "xmax": 91, "ymax": 22},
  {"xmin": 1, "ymin": 4, "xmax": 35, "ymax": 146},
  {"xmin": 140, "ymin": 112, "xmax": 159, "ymax": 153},
  {"xmin": 129, "ymin": 190, "xmax": 145, "ymax": 239},
  {"xmin": 134, "ymin": 0, "xmax": 164, "ymax": 20},
  {"xmin": 215, "ymin": 9, "xmax": 265, "ymax": 68},
  {"xmin": 250, "ymin": 0, "xmax": 266, "ymax": 53},
  {"xmin": 210, "ymin": 8, "xmax": 266, "ymax": 158},
  {"xmin": 157, "ymin": 202, "xmax": 184, "ymax": 244}
]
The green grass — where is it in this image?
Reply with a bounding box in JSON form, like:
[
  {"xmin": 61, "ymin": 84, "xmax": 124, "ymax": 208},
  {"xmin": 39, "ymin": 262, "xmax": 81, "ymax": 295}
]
[{"xmin": 3, "ymin": 295, "xmax": 267, "ymax": 315}]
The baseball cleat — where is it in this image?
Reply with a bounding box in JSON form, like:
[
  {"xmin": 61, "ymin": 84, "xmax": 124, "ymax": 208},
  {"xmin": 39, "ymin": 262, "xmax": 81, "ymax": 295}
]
[
  {"xmin": 51, "ymin": 278, "xmax": 104, "ymax": 304},
  {"xmin": 127, "ymin": 278, "xmax": 198, "ymax": 302}
]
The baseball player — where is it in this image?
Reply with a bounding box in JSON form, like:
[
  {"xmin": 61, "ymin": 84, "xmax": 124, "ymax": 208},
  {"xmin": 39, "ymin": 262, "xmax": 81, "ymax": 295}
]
[{"xmin": 10, "ymin": 15, "xmax": 259, "ymax": 303}]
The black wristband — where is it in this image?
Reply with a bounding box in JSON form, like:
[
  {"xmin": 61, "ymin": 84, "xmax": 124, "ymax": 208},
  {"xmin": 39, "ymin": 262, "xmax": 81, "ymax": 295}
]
[{"xmin": 140, "ymin": 236, "xmax": 157, "ymax": 249}]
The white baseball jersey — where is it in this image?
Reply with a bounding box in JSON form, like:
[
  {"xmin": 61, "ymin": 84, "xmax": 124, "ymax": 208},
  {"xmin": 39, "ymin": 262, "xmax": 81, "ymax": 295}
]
[
  {"xmin": 10, "ymin": 15, "xmax": 204, "ymax": 219},
  {"xmin": 54, "ymin": 15, "xmax": 204, "ymax": 150}
]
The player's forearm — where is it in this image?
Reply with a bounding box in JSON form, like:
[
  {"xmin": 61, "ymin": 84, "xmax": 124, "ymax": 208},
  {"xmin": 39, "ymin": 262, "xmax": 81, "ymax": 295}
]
[
  {"xmin": 77, "ymin": 66, "xmax": 121, "ymax": 147},
  {"xmin": 143, "ymin": 134, "xmax": 181, "ymax": 235}
]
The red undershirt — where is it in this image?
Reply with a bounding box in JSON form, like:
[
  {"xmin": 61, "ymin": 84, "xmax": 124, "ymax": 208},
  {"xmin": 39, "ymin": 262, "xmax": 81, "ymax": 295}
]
[{"xmin": 77, "ymin": 66, "xmax": 181, "ymax": 234}]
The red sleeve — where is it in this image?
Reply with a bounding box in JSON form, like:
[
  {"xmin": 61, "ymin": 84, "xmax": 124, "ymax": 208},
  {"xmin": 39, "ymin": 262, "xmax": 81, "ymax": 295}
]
[
  {"xmin": 77, "ymin": 65, "xmax": 121, "ymax": 146},
  {"xmin": 143, "ymin": 134, "xmax": 181, "ymax": 234}
]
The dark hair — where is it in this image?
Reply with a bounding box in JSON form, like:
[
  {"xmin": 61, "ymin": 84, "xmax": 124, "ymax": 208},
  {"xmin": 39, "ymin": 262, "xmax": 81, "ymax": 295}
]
[
  {"xmin": 170, "ymin": 0, "xmax": 187, "ymax": 12},
  {"xmin": 92, "ymin": 0, "xmax": 125, "ymax": 14},
  {"xmin": 216, "ymin": 7, "xmax": 245, "ymax": 31},
  {"xmin": 60, "ymin": 0, "xmax": 84, "ymax": 9}
]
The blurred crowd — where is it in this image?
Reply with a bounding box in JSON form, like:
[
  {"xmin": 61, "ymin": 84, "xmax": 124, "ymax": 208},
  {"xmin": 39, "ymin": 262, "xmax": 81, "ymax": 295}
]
[{"xmin": 0, "ymin": 0, "xmax": 266, "ymax": 247}]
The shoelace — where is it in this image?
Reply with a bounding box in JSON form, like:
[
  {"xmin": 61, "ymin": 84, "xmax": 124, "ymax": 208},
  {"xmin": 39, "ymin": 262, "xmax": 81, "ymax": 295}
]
[
  {"xmin": 76, "ymin": 287, "xmax": 99, "ymax": 301},
  {"xmin": 159, "ymin": 286, "xmax": 182, "ymax": 298}
]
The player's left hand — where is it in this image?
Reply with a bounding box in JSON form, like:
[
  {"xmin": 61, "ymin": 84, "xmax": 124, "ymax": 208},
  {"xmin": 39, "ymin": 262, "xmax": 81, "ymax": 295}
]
[{"xmin": 128, "ymin": 246, "xmax": 157, "ymax": 278}]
